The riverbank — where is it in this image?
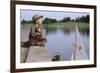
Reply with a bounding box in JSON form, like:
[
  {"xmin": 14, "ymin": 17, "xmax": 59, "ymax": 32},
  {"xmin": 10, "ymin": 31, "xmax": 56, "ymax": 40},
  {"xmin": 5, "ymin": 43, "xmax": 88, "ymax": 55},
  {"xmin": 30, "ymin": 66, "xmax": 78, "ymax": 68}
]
[{"xmin": 21, "ymin": 22, "xmax": 89, "ymax": 30}]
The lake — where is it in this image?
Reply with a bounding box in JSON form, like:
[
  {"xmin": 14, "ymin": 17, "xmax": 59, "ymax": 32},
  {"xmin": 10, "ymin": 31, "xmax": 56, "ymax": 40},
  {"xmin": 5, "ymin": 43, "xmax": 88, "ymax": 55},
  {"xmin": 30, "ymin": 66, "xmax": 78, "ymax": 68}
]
[{"xmin": 45, "ymin": 28, "xmax": 89, "ymax": 61}]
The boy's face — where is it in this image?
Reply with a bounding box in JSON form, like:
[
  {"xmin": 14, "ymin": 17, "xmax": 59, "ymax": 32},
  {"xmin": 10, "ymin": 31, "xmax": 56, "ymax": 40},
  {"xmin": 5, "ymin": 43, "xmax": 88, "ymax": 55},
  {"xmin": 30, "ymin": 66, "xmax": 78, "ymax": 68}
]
[{"xmin": 36, "ymin": 18, "xmax": 43, "ymax": 24}]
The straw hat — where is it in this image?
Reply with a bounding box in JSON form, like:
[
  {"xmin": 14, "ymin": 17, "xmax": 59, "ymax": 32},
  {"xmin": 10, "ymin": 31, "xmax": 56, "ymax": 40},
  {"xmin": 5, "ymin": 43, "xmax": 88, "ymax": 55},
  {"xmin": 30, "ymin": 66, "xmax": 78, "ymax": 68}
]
[{"xmin": 32, "ymin": 15, "xmax": 43, "ymax": 21}]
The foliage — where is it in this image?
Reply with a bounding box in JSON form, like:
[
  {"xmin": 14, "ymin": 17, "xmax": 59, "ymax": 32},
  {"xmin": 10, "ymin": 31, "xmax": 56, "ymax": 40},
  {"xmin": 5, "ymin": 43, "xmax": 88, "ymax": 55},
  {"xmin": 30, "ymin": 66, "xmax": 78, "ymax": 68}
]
[
  {"xmin": 75, "ymin": 15, "xmax": 89, "ymax": 23},
  {"xmin": 21, "ymin": 19, "xmax": 33, "ymax": 25},
  {"xmin": 59, "ymin": 17, "xmax": 71, "ymax": 22},
  {"xmin": 43, "ymin": 18, "xmax": 57, "ymax": 24}
]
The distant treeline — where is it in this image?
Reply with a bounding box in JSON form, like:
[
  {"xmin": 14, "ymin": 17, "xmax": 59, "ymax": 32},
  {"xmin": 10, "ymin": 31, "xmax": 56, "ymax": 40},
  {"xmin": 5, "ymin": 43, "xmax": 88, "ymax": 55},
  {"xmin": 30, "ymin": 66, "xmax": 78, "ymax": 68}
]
[{"xmin": 21, "ymin": 15, "xmax": 89, "ymax": 24}]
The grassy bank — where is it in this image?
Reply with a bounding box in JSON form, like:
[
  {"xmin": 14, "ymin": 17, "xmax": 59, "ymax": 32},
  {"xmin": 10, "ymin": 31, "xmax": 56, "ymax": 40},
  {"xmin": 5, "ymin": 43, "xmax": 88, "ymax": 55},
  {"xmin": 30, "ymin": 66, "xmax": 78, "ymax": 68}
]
[
  {"xmin": 44, "ymin": 22, "xmax": 89, "ymax": 30},
  {"xmin": 21, "ymin": 22, "xmax": 89, "ymax": 30}
]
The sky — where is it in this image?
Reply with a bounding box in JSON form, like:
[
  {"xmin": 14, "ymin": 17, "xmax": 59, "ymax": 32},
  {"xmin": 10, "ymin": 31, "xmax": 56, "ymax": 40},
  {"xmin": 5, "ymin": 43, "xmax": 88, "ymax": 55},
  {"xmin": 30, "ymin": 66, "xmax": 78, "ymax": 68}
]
[{"xmin": 20, "ymin": 9, "xmax": 89, "ymax": 21}]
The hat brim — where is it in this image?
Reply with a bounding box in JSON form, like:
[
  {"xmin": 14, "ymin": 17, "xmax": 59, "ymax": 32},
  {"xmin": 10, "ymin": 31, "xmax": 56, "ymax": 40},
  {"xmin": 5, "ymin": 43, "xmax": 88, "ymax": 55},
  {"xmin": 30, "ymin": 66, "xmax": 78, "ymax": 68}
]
[{"xmin": 33, "ymin": 16, "xmax": 43, "ymax": 20}]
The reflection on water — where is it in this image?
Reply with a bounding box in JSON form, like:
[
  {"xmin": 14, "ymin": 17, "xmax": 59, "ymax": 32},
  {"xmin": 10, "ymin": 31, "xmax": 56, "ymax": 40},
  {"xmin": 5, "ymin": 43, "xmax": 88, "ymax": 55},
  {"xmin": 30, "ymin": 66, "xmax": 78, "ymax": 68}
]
[
  {"xmin": 46, "ymin": 26, "xmax": 89, "ymax": 36},
  {"xmin": 45, "ymin": 28, "xmax": 89, "ymax": 61}
]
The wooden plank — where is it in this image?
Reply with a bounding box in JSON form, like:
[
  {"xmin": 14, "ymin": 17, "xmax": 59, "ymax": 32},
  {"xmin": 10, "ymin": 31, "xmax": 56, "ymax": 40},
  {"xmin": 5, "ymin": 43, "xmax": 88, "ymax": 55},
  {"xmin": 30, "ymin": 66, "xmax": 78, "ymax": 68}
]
[
  {"xmin": 21, "ymin": 47, "xmax": 29, "ymax": 63},
  {"xmin": 26, "ymin": 46, "xmax": 51, "ymax": 62}
]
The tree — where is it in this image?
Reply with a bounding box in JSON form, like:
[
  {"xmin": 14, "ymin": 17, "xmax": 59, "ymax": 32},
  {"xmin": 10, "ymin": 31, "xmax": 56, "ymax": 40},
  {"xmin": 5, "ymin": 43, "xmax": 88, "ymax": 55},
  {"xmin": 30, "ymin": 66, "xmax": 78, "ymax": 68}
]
[
  {"xmin": 60, "ymin": 17, "xmax": 71, "ymax": 22},
  {"xmin": 75, "ymin": 15, "xmax": 89, "ymax": 23},
  {"xmin": 85, "ymin": 15, "xmax": 89, "ymax": 23},
  {"xmin": 43, "ymin": 18, "xmax": 57, "ymax": 24},
  {"xmin": 21, "ymin": 19, "xmax": 26, "ymax": 24}
]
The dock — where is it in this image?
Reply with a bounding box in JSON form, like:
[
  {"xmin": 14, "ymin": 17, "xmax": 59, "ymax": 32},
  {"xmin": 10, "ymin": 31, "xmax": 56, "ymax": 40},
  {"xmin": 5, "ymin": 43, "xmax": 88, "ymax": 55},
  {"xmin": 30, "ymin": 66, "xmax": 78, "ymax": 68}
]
[{"xmin": 21, "ymin": 46, "xmax": 51, "ymax": 63}]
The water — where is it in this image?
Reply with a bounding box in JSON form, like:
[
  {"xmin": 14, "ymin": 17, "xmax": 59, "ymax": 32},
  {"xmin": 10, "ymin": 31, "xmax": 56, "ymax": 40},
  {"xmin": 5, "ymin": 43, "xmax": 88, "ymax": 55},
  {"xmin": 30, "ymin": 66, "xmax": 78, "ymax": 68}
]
[
  {"xmin": 45, "ymin": 29, "xmax": 89, "ymax": 61},
  {"xmin": 21, "ymin": 27, "xmax": 89, "ymax": 61}
]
